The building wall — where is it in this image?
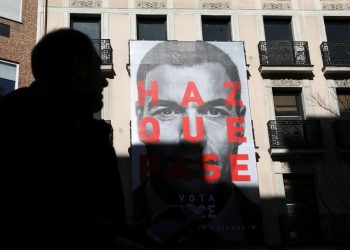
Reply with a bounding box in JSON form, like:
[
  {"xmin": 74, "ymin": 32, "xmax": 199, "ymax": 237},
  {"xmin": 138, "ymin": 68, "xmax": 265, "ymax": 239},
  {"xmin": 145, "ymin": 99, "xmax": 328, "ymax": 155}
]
[
  {"xmin": 0, "ymin": 0, "xmax": 38, "ymax": 88},
  {"xmin": 37, "ymin": 0, "xmax": 350, "ymax": 247}
]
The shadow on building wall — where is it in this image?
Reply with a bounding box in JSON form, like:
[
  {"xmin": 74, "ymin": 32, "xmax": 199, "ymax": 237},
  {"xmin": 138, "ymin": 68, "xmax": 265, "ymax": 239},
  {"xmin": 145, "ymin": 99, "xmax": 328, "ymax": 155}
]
[{"xmin": 264, "ymin": 116, "xmax": 350, "ymax": 248}]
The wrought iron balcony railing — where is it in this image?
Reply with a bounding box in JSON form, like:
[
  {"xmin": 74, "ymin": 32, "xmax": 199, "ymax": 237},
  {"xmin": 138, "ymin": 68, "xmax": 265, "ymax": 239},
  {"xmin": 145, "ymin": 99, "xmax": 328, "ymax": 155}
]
[
  {"xmin": 258, "ymin": 41, "xmax": 311, "ymax": 66},
  {"xmin": 321, "ymin": 42, "xmax": 350, "ymax": 67},
  {"xmin": 92, "ymin": 39, "xmax": 113, "ymax": 65},
  {"xmin": 267, "ymin": 120, "xmax": 323, "ymax": 148},
  {"xmin": 333, "ymin": 119, "xmax": 350, "ymax": 148},
  {"xmin": 279, "ymin": 213, "xmax": 350, "ymax": 245}
]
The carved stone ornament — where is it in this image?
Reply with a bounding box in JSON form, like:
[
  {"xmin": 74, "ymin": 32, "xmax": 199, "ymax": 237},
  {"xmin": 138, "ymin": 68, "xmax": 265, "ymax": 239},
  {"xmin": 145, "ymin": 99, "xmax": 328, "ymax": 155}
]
[
  {"xmin": 200, "ymin": 0, "xmax": 230, "ymax": 9},
  {"xmin": 321, "ymin": 0, "xmax": 350, "ymax": 10},
  {"xmin": 271, "ymin": 79, "xmax": 302, "ymax": 87},
  {"xmin": 335, "ymin": 79, "xmax": 350, "ymax": 87},
  {"xmin": 263, "ymin": 3, "xmax": 291, "ymax": 10},
  {"xmin": 262, "ymin": 0, "xmax": 291, "ymax": 10},
  {"xmin": 70, "ymin": 0, "xmax": 102, "ymax": 8},
  {"xmin": 322, "ymin": 3, "xmax": 350, "ymax": 10},
  {"xmin": 136, "ymin": 0, "xmax": 166, "ymax": 9}
]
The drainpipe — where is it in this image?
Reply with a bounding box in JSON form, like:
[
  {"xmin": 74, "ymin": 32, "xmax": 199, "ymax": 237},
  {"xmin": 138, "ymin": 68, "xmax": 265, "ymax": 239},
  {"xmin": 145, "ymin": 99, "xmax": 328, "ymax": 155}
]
[{"xmin": 43, "ymin": 0, "xmax": 48, "ymax": 35}]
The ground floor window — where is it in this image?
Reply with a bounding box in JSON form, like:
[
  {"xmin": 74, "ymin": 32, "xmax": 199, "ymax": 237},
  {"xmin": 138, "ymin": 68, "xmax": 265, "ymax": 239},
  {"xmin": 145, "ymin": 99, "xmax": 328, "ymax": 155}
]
[{"xmin": 0, "ymin": 60, "xmax": 17, "ymax": 100}]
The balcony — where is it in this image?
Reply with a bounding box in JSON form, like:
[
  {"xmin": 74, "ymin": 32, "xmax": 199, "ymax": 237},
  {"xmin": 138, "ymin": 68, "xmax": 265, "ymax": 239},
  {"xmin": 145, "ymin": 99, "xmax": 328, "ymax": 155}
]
[
  {"xmin": 267, "ymin": 120, "xmax": 324, "ymax": 155},
  {"xmin": 92, "ymin": 39, "xmax": 115, "ymax": 78},
  {"xmin": 321, "ymin": 42, "xmax": 350, "ymax": 77},
  {"xmin": 333, "ymin": 119, "xmax": 350, "ymax": 150},
  {"xmin": 258, "ymin": 41, "xmax": 313, "ymax": 76},
  {"xmin": 279, "ymin": 213, "xmax": 350, "ymax": 246}
]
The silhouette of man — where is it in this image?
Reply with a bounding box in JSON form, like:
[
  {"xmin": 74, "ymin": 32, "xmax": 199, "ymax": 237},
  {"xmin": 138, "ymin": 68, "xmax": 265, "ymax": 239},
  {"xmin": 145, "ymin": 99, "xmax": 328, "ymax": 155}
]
[{"xmin": 0, "ymin": 29, "xmax": 127, "ymax": 248}]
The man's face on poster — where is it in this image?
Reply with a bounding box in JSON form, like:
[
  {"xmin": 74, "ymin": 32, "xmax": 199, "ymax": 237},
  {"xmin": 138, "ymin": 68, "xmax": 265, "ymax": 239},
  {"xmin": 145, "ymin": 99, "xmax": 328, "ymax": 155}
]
[{"xmin": 137, "ymin": 62, "xmax": 243, "ymax": 194}]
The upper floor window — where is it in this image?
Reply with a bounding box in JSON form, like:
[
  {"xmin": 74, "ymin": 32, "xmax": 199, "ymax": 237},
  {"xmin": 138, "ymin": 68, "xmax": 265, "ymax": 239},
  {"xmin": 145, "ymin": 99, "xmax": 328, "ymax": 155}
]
[
  {"xmin": 273, "ymin": 89, "xmax": 303, "ymax": 120},
  {"xmin": 325, "ymin": 19, "xmax": 350, "ymax": 42},
  {"xmin": 337, "ymin": 88, "xmax": 350, "ymax": 118},
  {"xmin": 0, "ymin": 0, "xmax": 22, "ymax": 22},
  {"xmin": 71, "ymin": 15, "xmax": 101, "ymax": 40},
  {"xmin": 202, "ymin": 16, "xmax": 231, "ymax": 41},
  {"xmin": 137, "ymin": 15, "xmax": 167, "ymax": 41},
  {"xmin": 0, "ymin": 60, "xmax": 17, "ymax": 100},
  {"xmin": 283, "ymin": 174, "xmax": 318, "ymax": 214},
  {"xmin": 264, "ymin": 17, "xmax": 293, "ymax": 41}
]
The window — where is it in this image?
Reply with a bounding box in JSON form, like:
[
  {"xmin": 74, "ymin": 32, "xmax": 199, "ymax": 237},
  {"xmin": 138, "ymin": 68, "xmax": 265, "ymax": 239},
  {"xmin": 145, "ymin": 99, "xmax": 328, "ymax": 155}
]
[
  {"xmin": 0, "ymin": 60, "xmax": 17, "ymax": 100},
  {"xmin": 0, "ymin": 0, "xmax": 22, "ymax": 22},
  {"xmin": 325, "ymin": 19, "xmax": 350, "ymax": 42},
  {"xmin": 337, "ymin": 89, "xmax": 350, "ymax": 118},
  {"xmin": 137, "ymin": 16, "xmax": 167, "ymax": 40},
  {"xmin": 202, "ymin": 16, "xmax": 231, "ymax": 41},
  {"xmin": 264, "ymin": 18, "xmax": 293, "ymax": 41},
  {"xmin": 284, "ymin": 174, "xmax": 316, "ymax": 206},
  {"xmin": 282, "ymin": 174, "xmax": 320, "ymax": 243},
  {"xmin": 71, "ymin": 15, "xmax": 103, "ymax": 119},
  {"xmin": 71, "ymin": 15, "xmax": 101, "ymax": 40},
  {"xmin": 261, "ymin": 18, "xmax": 302, "ymax": 66},
  {"xmin": 273, "ymin": 89, "xmax": 303, "ymax": 120},
  {"xmin": 0, "ymin": 23, "xmax": 10, "ymax": 37}
]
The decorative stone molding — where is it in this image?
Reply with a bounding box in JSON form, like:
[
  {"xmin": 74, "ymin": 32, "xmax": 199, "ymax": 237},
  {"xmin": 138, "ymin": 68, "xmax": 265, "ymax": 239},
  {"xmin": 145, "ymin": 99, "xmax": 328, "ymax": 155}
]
[
  {"xmin": 322, "ymin": 3, "xmax": 350, "ymax": 10},
  {"xmin": 335, "ymin": 79, "xmax": 350, "ymax": 87},
  {"xmin": 200, "ymin": 0, "xmax": 230, "ymax": 9},
  {"xmin": 321, "ymin": 0, "xmax": 350, "ymax": 10},
  {"xmin": 271, "ymin": 79, "xmax": 303, "ymax": 87},
  {"xmin": 136, "ymin": 0, "xmax": 166, "ymax": 9},
  {"xmin": 262, "ymin": 0, "xmax": 291, "ymax": 10},
  {"xmin": 70, "ymin": 0, "xmax": 102, "ymax": 8}
]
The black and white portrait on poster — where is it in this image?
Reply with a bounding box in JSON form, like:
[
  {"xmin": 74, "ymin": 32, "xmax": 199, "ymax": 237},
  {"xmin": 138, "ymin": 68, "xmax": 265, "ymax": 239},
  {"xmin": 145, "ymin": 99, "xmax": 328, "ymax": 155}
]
[{"xmin": 130, "ymin": 41, "xmax": 262, "ymax": 245}]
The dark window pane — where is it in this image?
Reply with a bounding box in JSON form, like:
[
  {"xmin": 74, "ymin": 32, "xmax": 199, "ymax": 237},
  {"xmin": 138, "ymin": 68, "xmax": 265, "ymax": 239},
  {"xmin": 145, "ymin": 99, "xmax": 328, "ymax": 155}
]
[
  {"xmin": 137, "ymin": 16, "xmax": 167, "ymax": 40},
  {"xmin": 273, "ymin": 90, "xmax": 303, "ymax": 119},
  {"xmin": 0, "ymin": 77, "xmax": 15, "ymax": 99},
  {"xmin": 0, "ymin": 23, "xmax": 10, "ymax": 37},
  {"xmin": 264, "ymin": 19, "xmax": 293, "ymax": 41},
  {"xmin": 325, "ymin": 19, "xmax": 350, "ymax": 42},
  {"xmin": 71, "ymin": 16, "xmax": 101, "ymax": 40},
  {"xmin": 337, "ymin": 89, "xmax": 350, "ymax": 118},
  {"xmin": 283, "ymin": 174, "xmax": 317, "ymax": 205},
  {"xmin": 202, "ymin": 17, "xmax": 231, "ymax": 41}
]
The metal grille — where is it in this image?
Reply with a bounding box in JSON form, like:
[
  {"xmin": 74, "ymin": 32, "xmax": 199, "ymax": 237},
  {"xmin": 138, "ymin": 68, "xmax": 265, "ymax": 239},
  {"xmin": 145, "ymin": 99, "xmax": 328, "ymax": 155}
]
[
  {"xmin": 321, "ymin": 42, "xmax": 350, "ymax": 66},
  {"xmin": 92, "ymin": 39, "xmax": 113, "ymax": 65},
  {"xmin": 267, "ymin": 120, "xmax": 323, "ymax": 148},
  {"xmin": 333, "ymin": 119, "xmax": 350, "ymax": 147},
  {"xmin": 258, "ymin": 41, "xmax": 311, "ymax": 66}
]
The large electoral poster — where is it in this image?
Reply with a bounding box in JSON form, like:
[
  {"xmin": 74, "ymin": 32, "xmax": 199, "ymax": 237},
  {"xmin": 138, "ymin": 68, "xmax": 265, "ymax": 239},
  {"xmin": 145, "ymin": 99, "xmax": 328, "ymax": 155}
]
[{"xmin": 130, "ymin": 41, "xmax": 261, "ymax": 245}]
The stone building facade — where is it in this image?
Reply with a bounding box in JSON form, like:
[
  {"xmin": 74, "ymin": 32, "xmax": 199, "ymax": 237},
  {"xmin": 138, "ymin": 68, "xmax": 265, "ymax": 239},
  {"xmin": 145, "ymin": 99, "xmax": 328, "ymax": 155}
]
[{"xmin": 34, "ymin": 0, "xmax": 350, "ymax": 248}]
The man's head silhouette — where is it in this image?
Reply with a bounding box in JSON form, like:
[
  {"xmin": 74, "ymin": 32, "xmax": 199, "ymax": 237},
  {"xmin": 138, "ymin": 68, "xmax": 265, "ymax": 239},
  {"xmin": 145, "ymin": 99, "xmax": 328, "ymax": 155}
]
[{"xmin": 31, "ymin": 28, "xmax": 108, "ymax": 113}]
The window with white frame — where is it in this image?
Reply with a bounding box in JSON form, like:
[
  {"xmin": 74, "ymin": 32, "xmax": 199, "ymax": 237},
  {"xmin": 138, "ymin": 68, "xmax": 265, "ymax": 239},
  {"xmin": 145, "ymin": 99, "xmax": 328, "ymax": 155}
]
[
  {"xmin": 0, "ymin": 0, "xmax": 22, "ymax": 22},
  {"xmin": 0, "ymin": 60, "xmax": 18, "ymax": 100}
]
